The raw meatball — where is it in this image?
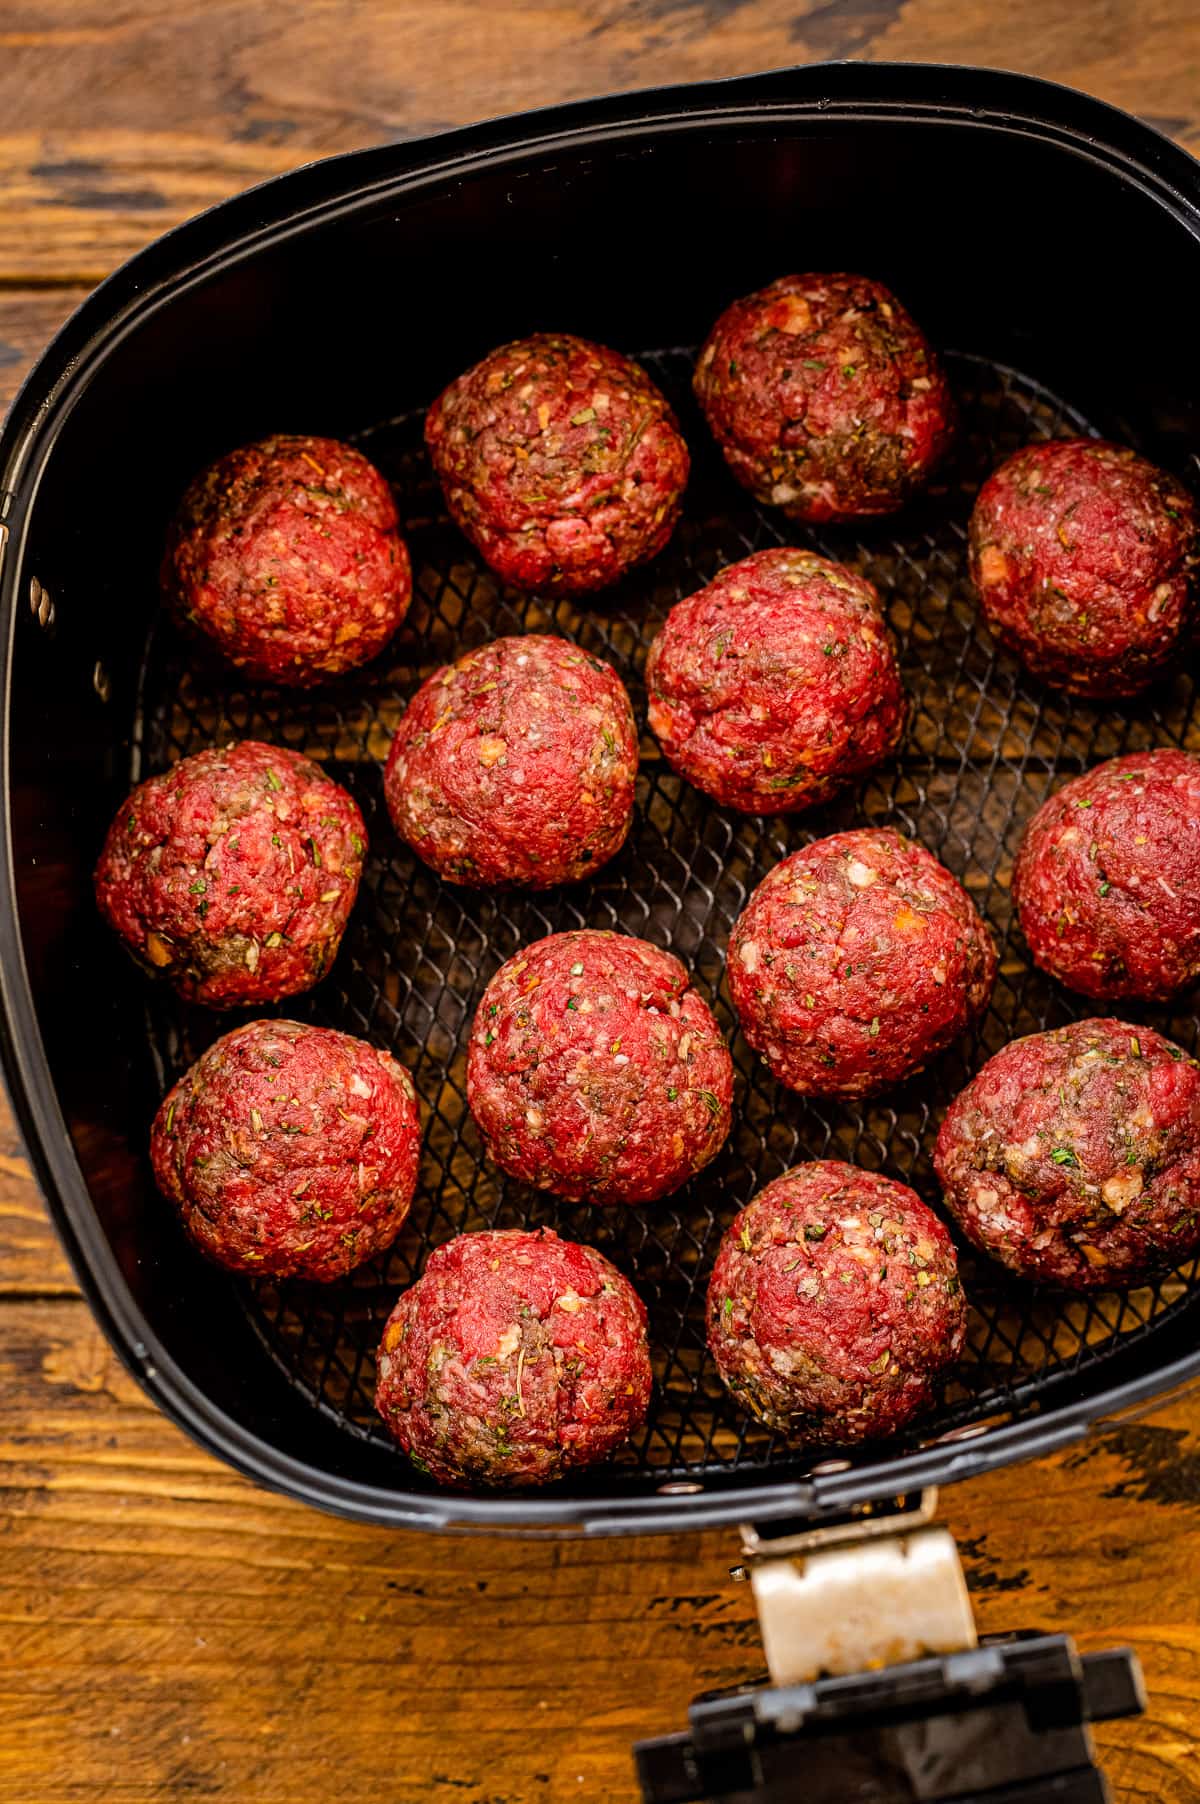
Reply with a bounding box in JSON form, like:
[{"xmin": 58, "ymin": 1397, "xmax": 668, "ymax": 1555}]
[
  {"xmin": 694, "ymin": 272, "xmax": 953, "ymax": 523},
  {"xmin": 375, "ymin": 1228, "xmax": 652, "ymax": 1487},
  {"xmin": 94, "ymin": 740, "xmax": 366, "ymax": 1007},
  {"xmin": 384, "ymin": 634, "xmax": 638, "ymax": 887},
  {"xmin": 163, "ymin": 434, "xmax": 411, "ymax": 685},
  {"xmin": 151, "ymin": 1020, "xmax": 420, "ymax": 1281},
  {"xmin": 935, "ymin": 1018, "xmax": 1200, "ymax": 1290},
  {"xmin": 968, "ymin": 438, "xmax": 1196, "ymax": 698},
  {"xmin": 729, "ymin": 828, "xmax": 995, "ymax": 1098},
  {"xmin": 707, "ymin": 1161, "xmax": 966, "ymax": 1444},
  {"xmin": 1014, "ymin": 749, "xmax": 1200, "ymax": 1001},
  {"xmin": 645, "ymin": 548, "xmax": 905, "ymax": 813},
  {"xmin": 425, "ymin": 333, "xmax": 689, "ymax": 594},
  {"xmin": 467, "ymin": 930, "xmax": 732, "ymax": 1205}
]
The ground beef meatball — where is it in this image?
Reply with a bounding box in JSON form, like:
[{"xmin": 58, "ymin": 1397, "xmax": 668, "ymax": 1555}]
[
  {"xmin": 375, "ymin": 1228, "xmax": 652, "ymax": 1487},
  {"xmin": 1014, "ymin": 750, "xmax": 1200, "ymax": 1002},
  {"xmin": 707, "ymin": 1161, "xmax": 965, "ymax": 1444},
  {"xmin": 693, "ymin": 273, "xmax": 953, "ymax": 524},
  {"xmin": 935, "ymin": 1018, "xmax": 1200, "ymax": 1290},
  {"xmin": 95, "ymin": 740, "xmax": 365, "ymax": 1007},
  {"xmin": 729, "ymin": 828, "xmax": 995, "ymax": 1099},
  {"xmin": 467, "ymin": 930, "xmax": 732, "ymax": 1205},
  {"xmin": 151, "ymin": 1020, "xmax": 420, "ymax": 1280},
  {"xmin": 424, "ymin": 333, "xmax": 688, "ymax": 595},
  {"xmin": 163, "ymin": 434, "xmax": 412, "ymax": 685},
  {"xmin": 384, "ymin": 635, "xmax": 638, "ymax": 887},
  {"xmin": 968, "ymin": 438, "xmax": 1196, "ymax": 698},
  {"xmin": 645, "ymin": 548, "xmax": 905, "ymax": 813}
]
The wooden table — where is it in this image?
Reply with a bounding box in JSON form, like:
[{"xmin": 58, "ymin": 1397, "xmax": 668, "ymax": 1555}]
[{"xmin": 4, "ymin": 5, "xmax": 1200, "ymax": 1799}]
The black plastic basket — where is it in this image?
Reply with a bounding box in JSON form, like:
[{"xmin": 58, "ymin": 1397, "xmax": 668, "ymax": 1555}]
[{"xmin": 3, "ymin": 62, "xmax": 1200, "ymax": 1532}]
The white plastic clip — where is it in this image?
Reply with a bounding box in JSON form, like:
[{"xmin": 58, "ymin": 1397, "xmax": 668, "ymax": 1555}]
[{"xmin": 740, "ymin": 1491, "xmax": 977, "ymax": 1686}]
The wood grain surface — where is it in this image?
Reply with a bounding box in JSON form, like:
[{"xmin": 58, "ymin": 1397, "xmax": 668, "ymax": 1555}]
[{"xmin": 4, "ymin": 5, "xmax": 1200, "ymax": 1801}]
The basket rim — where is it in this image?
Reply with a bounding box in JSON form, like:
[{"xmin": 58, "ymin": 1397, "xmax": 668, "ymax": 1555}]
[{"xmin": 3, "ymin": 58, "xmax": 1200, "ymax": 1534}]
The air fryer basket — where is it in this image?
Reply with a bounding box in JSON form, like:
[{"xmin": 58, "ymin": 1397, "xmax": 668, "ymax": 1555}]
[{"xmin": 4, "ymin": 62, "xmax": 1200, "ymax": 1533}]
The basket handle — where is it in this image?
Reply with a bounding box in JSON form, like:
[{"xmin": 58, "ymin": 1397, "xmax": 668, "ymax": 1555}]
[{"xmin": 634, "ymin": 1491, "xmax": 1144, "ymax": 1803}]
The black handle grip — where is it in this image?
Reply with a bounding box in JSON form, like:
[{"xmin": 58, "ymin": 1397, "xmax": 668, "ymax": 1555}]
[{"xmin": 633, "ymin": 1634, "xmax": 1144, "ymax": 1804}]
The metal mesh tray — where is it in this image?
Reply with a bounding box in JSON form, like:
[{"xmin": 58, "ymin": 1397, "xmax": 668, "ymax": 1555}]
[{"xmin": 132, "ymin": 348, "xmax": 1200, "ymax": 1489}]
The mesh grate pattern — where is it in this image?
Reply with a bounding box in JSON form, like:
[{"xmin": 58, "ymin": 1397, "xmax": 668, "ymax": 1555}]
[{"xmin": 132, "ymin": 350, "xmax": 1200, "ymax": 1487}]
